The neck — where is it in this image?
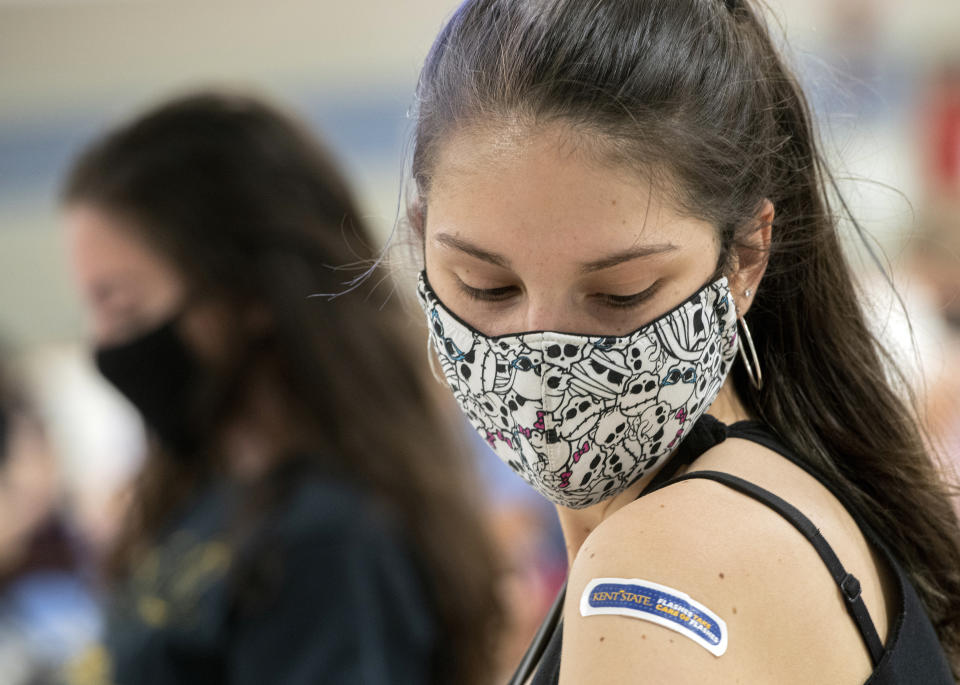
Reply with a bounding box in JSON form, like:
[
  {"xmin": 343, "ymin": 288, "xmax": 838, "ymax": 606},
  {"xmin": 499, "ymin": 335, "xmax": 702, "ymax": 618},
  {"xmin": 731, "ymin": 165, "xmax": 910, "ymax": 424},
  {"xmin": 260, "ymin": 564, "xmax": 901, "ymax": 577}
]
[{"xmin": 554, "ymin": 378, "xmax": 750, "ymax": 565}]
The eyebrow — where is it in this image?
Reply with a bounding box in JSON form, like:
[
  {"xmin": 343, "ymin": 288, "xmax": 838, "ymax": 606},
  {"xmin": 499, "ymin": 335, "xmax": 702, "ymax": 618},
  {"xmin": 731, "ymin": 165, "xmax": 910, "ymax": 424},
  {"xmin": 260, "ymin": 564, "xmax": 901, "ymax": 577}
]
[
  {"xmin": 434, "ymin": 232, "xmax": 677, "ymax": 272},
  {"xmin": 434, "ymin": 233, "xmax": 511, "ymax": 268},
  {"xmin": 580, "ymin": 243, "xmax": 678, "ymax": 272}
]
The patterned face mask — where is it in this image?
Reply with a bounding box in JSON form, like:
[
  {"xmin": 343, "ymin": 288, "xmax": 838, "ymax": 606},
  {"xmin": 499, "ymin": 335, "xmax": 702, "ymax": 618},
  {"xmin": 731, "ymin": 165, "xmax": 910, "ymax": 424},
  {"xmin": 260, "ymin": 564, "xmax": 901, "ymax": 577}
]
[{"xmin": 417, "ymin": 272, "xmax": 740, "ymax": 509}]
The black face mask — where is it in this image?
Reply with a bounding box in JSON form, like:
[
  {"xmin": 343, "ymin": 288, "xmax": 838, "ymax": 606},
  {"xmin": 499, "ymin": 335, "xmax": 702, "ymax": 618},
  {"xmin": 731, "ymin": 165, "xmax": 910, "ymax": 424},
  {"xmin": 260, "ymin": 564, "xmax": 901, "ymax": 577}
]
[{"xmin": 95, "ymin": 317, "xmax": 207, "ymax": 457}]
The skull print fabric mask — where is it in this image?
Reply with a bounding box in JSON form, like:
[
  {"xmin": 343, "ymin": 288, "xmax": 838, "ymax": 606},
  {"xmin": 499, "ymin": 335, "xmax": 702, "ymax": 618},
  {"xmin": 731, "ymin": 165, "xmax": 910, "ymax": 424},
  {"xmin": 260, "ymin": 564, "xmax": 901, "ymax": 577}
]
[{"xmin": 417, "ymin": 271, "xmax": 739, "ymax": 509}]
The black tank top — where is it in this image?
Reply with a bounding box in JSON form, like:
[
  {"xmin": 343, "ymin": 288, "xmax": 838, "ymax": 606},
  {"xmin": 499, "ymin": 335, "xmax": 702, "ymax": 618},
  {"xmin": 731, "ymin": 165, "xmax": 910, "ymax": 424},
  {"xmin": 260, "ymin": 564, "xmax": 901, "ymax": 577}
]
[{"xmin": 524, "ymin": 417, "xmax": 954, "ymax": 685}]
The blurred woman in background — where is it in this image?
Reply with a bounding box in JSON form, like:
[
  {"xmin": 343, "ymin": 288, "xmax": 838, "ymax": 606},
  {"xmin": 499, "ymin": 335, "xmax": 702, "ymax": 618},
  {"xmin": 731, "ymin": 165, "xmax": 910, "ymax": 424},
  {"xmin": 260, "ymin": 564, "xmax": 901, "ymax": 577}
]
[{"xmin": 61, "ymin": 91, "xmax": 499, "ymax": 685}]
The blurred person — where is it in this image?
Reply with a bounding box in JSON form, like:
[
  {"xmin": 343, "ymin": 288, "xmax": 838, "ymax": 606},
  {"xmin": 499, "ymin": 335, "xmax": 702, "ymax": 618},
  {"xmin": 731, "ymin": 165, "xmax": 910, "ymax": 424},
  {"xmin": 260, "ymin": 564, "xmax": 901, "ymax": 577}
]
[
  {"xmin": 471, "ymin": 430, "xmax": 565, "ymax": 682},
  {"xmin": 923, "ymin": 60, "xmax": 960, "ymax": 197},
  {"xmin": 909, "ymin": 199, "xmax": 960, "ymax": 331},
  {"xmin": 917, "ymin": 59, "xmax": 960, "ymax": 333},
  {"xmin": 905, "ymin": 198, "xmax": 960, "ymax": 444},
  {"xmin": 0, "ymin": 354, "xmax": 100, "ymax": 684},
  {"xmin": 403, "ymin": 0, "xmax": 960, "ymax": 683},
  {"xmin": 903, "ymin": 199, "xmax": 960, "ymax": 477},
  {"xmin": 20, "ymin": 343, "xmax": 148, "ymax": 569},
  {"xmin": 61, "ymin": 92, "xmax": 499, "ymax": 685},
  {"xmin": 485, "ymin": 504, "xmax": 558, "ymax": 683},
  {"xmin": 895, "ymin": 59, "xmax": 960, "ymax": 482}
]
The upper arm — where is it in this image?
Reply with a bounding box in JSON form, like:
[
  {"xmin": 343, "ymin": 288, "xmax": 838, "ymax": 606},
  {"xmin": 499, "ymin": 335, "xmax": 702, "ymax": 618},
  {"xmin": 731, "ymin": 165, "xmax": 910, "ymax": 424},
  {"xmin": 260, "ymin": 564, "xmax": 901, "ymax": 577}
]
[
  {"xmin": 228, "ymin": 507, "xmax": 436, "ymax": 685},
  {"xmin": 558, "ymin": 435, "xmax": 890, "ymax": 685},
  {"xmin": 558, "ymin": 480, "xmax": 773, "ymax": 685}
]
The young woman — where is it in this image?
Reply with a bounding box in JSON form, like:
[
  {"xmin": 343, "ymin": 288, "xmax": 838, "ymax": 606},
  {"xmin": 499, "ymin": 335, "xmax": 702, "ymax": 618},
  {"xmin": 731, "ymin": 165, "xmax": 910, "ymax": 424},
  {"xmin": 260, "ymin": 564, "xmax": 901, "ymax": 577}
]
[
  {"xmin": 62, "ymin": 92, "xmax": 499, "ymax": 684},
  {"xmin": 405, "ymin": 0, "xmax": 960, "ymax": 682}
]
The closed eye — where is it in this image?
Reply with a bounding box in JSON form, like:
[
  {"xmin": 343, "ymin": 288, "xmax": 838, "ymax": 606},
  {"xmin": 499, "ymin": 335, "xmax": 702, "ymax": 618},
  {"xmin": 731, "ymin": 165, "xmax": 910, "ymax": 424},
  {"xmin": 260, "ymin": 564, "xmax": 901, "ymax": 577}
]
[
  {"xmin": 455, "ymin": 277, "xmax": 662, "ymax": 308},
  {"xmin": 456, "ymin": 279, "xmax": 519, "ymax": 302},
  {"xmin": 595, "ymin": 280, "xmax": 662, "ymax": 309}
]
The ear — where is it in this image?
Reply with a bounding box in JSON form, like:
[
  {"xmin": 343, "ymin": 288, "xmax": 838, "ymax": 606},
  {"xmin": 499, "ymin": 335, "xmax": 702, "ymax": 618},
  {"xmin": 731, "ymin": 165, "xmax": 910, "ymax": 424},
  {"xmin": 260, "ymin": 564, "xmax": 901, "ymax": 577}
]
[{"xmin": 727, "ymin": 199, "xmax": 773, "ymax": 318}]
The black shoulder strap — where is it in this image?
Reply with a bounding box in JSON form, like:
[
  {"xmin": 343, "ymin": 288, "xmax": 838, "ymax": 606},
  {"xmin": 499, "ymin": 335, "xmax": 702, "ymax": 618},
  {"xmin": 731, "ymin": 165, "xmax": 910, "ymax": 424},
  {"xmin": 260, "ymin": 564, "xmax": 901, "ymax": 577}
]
[{"xmin": 668, "ymin": 469, "xmax": 885, "ymax": 666}]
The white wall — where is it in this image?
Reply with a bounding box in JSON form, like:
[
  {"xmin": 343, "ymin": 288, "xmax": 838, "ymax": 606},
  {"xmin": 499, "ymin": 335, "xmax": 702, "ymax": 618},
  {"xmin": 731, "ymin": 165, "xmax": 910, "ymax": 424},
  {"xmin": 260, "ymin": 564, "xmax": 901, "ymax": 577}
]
[{"xmin": 0, "ymin": 0, "xmax": 957, "ymax": 345}]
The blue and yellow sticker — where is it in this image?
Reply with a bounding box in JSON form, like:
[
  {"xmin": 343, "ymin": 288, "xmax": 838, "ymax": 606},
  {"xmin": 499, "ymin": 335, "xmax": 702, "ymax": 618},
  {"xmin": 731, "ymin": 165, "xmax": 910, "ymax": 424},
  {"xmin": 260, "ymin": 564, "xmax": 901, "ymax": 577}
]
[{"xmin": 580, "ymin": 577, "xmax": 728, "ymax": 656}]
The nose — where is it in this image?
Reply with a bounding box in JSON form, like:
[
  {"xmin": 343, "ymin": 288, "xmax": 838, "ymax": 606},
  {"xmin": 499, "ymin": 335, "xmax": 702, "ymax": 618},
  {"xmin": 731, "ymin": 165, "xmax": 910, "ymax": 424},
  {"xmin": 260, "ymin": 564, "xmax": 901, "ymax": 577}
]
[{"xmin": 519, "ymin": 292, "xmax": 582, "ymax": 334}]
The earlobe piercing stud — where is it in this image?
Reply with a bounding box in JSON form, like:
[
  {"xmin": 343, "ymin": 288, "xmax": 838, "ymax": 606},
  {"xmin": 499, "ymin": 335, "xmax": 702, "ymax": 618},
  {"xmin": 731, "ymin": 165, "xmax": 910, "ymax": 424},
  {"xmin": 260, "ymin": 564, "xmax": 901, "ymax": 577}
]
[{"xmin": 745, "ymin": 289, "xmax": 752, "ymax": 297}]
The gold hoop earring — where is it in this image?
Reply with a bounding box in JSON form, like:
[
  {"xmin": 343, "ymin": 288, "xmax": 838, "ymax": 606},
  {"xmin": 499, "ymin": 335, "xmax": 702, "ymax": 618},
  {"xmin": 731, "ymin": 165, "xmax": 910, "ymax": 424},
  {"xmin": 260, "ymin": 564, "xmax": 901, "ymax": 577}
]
[
  {"xmin": 737, "ymin": 317, "xmax": 763, "ymax": 390},
  {"xmin": 426, "ymin": 336, "xmax": 446, "ymax": 385}
]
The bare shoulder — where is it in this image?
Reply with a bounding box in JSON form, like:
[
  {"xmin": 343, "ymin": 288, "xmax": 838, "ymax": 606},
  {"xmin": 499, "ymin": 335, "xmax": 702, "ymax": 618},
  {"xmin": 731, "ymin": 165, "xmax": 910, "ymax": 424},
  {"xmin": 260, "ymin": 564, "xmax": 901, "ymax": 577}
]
[
  {"xmin": 560, "ymin": 473, "xmax": 778, "ymax": 684},
  {"xmin": 559, "ymin": 438, "xmax": 884, "ymax": 685}
]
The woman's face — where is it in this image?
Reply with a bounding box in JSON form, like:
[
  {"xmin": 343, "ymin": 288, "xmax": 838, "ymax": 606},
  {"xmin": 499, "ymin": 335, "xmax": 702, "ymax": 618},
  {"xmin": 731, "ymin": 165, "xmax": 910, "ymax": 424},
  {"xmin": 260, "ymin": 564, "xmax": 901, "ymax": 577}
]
[
  {"xmin": 423, "ymin": 126, "xmax": 727, "ymax": 338},
  {"xmin": 66, "ymin": 204, "xmax": 186, "ymax": 346},
  {"xmin": 65, "ymin": 204, "xmax": 228, "ymax": 362}
]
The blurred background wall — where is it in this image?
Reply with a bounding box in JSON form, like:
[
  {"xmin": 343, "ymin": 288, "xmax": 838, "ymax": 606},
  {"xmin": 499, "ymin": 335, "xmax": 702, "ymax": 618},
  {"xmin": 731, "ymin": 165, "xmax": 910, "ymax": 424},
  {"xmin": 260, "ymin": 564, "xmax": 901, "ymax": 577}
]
[
  {"xmin": 0, "ymin": 0, "xmax": 958, "ymax": 680},
  {"xmin": 2, "ymin": 0, "xmax": 959, "ymax": 343}
]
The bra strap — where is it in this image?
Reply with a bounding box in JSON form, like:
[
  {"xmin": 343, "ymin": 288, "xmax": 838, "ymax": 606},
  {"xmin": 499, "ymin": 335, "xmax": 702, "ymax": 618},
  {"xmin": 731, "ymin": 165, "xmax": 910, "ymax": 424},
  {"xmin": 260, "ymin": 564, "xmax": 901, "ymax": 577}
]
[{"xmin": 667, "ymin": 469, "xmax": 885, "ymax": 666}]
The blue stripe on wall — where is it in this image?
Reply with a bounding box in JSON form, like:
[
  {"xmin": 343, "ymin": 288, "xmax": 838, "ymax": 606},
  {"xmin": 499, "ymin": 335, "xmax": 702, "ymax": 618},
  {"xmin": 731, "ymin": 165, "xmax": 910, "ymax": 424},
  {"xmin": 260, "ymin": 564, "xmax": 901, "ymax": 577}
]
[{"xmin": 0, "ymin": 89, "xmax": 415, "ymax": 213}]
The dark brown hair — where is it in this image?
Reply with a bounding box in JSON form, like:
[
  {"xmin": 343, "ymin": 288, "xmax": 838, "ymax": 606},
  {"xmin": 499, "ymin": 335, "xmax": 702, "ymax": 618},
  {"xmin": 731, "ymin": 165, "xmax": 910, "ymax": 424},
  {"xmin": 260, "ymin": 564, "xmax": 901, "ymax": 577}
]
[
  {"xmin": 409, "ymin": 0, "xmax": 960, "ymax": 673},
  {"xmin": 64, "ymin": 91, "xmax": 500, "ymax": 684}
]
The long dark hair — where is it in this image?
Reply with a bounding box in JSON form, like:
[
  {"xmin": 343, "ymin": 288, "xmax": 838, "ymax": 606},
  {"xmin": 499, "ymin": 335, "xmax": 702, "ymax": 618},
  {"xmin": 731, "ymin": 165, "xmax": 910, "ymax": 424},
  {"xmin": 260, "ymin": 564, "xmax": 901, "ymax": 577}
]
[
  {"xmin": 64, "ymin": 91, "xmax": 500, "ymax": 684},
  {"xmin": 408, "ymin": 0, "xmax": 960, "ymax": 673}
]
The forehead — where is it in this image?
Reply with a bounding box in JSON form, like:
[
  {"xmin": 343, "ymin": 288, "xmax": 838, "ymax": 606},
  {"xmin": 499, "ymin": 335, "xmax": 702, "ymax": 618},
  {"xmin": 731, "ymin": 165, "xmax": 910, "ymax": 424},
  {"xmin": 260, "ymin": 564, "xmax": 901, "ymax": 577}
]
[
  {"xmin": 66, "ymin": 204, "xmax": 183, "ymax": 289},
  {"xmin": 425, "ymin": 124, "xmax": 712, "ymax": 261}
]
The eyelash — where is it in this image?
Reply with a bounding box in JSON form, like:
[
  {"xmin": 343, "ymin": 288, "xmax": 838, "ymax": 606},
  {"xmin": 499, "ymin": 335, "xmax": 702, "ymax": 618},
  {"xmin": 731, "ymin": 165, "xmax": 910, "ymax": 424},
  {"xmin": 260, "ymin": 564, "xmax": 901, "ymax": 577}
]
[
  {"xmin": 456, "ymin": 280, "xmax": 661, "ymax": 309},
  {"xmin": 599, "ymin": 284, "xmax": 660, "ymax": 309},
  {"xmin": 457, "ymin": 282, "xmax": 518, "ymax": 302}
]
